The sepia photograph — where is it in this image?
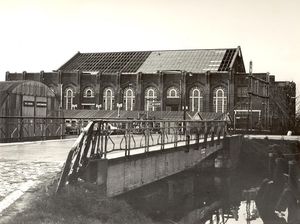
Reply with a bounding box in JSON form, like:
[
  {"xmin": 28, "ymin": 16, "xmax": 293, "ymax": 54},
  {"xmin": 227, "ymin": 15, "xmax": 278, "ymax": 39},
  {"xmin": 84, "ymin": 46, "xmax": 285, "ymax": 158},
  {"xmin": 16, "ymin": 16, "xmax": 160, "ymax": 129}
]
[{"xmin": 0, "ymin": 0, "xmax": 300, "ymax": 223}]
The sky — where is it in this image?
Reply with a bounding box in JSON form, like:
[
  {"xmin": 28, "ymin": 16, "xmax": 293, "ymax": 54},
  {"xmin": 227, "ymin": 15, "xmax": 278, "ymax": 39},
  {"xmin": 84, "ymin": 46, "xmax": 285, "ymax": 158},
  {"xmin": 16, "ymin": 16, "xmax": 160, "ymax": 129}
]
[{"xmin": 0, "ymin": 0, "xmax": 299, "ymax": 92}]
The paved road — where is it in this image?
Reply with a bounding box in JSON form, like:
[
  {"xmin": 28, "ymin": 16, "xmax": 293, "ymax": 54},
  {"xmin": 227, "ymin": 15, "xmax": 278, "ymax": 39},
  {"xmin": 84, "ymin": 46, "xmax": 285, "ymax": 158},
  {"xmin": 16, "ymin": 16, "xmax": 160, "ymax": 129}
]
[
  {"xmin": 0, "ymin": 138, "xmax": 77, "ymax": 217},
  {"xmin": 0, "ymin": 139, "xmax": 77, "ymax": 162}
]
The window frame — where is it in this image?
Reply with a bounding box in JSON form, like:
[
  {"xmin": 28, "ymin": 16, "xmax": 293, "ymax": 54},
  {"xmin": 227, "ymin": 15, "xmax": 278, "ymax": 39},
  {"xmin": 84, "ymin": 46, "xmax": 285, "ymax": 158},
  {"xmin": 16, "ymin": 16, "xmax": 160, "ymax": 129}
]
[
  {"xmin": 213, "ymin": 86, "xmax": 227, "ymax": 113},
  {"xmin": 144, "ymin": 87, "xmax": 158, "ymax": 111},
  {"xmin": 189, "ymin": 86, "xmax": 203, "ymax": 112},
  {"xmin": 103, "ymin": 87, "xmax": 115, "ymax": 110},
  {"xmin": 65, "ymin": 87, "xmax": 74, "ymax": 110},
  {"xmin": 166, "ymin": 86, "xmax": 179, "ymax": 98},
  {"xmin": 123, "ymin": 87, "xmax": 135, "ymax": 111}
]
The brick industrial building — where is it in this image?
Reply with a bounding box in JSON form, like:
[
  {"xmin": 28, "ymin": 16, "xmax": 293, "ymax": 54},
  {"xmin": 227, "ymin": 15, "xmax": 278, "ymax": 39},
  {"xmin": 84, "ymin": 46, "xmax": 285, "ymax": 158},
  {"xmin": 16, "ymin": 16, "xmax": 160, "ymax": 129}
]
[{"xmin": 5, "ymin": 46, "xmax": 296, "ymax": 134}]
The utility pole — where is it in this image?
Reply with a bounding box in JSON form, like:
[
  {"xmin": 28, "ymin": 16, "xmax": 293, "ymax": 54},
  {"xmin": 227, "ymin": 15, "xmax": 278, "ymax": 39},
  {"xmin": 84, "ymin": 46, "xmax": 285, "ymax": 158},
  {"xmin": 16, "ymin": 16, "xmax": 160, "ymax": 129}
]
[
  {"xmin": 250, "ymin": 61, "xmax": 253, "ymax": 131},
  {"xmin": 247, "ymin": 61, "xmax": 253, "ymax": 132}
]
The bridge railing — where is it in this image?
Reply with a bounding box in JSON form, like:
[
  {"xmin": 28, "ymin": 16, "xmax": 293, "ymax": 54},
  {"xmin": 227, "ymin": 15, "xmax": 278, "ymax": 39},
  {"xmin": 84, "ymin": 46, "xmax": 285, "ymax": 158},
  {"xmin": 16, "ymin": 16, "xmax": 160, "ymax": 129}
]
[{"xmin": 56, "ymin": 119, "xmax": 227, "ymax": 192}]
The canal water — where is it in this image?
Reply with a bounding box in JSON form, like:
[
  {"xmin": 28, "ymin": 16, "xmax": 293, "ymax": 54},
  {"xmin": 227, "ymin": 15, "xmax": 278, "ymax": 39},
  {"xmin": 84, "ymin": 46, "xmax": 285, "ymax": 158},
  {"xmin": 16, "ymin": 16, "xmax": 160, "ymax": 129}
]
[{"xmin": 117, "ymin": 166, "xmax": 284, "ymax": 224}]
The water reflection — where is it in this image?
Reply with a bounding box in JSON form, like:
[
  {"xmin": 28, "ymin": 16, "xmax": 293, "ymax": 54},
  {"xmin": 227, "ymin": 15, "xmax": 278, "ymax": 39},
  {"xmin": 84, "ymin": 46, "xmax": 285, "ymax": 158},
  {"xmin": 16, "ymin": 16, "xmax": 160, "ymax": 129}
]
[{"xmin": 117, "ymin": 168, "xmax": 267, "ymax": 224}]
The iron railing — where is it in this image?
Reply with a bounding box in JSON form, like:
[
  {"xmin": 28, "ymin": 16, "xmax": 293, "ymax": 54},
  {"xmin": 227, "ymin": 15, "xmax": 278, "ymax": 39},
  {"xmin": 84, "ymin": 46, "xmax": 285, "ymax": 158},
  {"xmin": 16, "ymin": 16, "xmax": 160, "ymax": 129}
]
[
  {"xmin": 56, "ymin": 119, "xmax": 227, "ymax": 192},
  {"xmin": 0, "ymin": 116, "xmax": 65, "ymax": 143}
]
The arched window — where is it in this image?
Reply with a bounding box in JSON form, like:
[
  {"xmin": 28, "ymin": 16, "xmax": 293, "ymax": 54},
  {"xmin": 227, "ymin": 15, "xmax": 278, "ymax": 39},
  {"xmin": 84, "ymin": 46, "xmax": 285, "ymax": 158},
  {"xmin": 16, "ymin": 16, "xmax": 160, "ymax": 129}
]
[
  {"xmin": 189, "ymin": 86, "xmax": 203, "ymax": 112},
  {"xmin": 167, "ymin": 86, "xmax": 179, "ymax": 98},
  {"xmin": 103, "ymin": 87, "xmax": 114, "ymax": 110},
  {"xmin": 83, "ymin": 87, "xmax": 94, "ymax": 98},
  {"xmin": 123, "ymin": 87, "xmax": 135, "ymax": 111},
  {"xmin": 65, "ymin": 87, "xmax": 74, "ymax": 110},
  {"xmin": 213, "ymin": 87, "xmax": 227, "ymax": 113},
  {"xmin": 144, "ymin": 87, "xmax": 158, "ymax": 111}
]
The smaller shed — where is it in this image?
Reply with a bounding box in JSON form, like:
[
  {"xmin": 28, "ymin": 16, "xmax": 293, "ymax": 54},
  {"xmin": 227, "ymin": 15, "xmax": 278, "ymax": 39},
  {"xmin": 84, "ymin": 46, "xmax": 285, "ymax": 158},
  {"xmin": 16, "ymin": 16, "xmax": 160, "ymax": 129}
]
[{"xmin": 0, "ymin": 80, "xmax": 61, "ymax": 142}]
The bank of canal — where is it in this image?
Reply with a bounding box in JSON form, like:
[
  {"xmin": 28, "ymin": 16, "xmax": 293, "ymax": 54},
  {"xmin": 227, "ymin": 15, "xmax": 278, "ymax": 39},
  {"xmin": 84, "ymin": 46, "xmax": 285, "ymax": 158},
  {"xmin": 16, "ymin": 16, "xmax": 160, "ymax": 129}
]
[{"xmin": 117, "ymin": 138, "xmax": 299, "ymax": 224}]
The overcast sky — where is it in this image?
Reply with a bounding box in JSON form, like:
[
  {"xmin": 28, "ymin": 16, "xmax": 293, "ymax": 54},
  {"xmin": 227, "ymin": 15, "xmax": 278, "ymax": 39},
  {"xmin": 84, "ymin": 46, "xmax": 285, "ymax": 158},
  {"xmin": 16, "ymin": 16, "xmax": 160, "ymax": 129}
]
[{"xmin": 1, "ymin": 0, "xmax": 299, "ymax": 89}]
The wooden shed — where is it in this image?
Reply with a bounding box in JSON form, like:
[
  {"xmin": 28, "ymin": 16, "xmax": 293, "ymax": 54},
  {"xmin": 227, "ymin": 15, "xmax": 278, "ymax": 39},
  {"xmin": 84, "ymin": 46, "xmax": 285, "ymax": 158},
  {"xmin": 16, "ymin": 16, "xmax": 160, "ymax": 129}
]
[{"xmin": 0, "ymin": 80, "xmax": 61, "ymax": 142}]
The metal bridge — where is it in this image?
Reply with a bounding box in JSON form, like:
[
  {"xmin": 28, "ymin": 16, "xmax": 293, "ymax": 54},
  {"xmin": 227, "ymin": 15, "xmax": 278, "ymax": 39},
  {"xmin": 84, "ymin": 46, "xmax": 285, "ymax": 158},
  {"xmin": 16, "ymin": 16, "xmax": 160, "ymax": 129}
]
[{"xmin": 56, "ymin": 119, "xmax": 228, "ymax": 193}]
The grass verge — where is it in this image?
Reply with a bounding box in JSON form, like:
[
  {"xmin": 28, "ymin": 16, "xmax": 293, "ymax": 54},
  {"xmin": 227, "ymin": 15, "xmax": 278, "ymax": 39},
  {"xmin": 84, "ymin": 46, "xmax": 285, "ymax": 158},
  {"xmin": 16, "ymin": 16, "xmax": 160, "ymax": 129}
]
[{"xmin": 2, "ymin": 182, "xmax": 154, "ymax": 224}]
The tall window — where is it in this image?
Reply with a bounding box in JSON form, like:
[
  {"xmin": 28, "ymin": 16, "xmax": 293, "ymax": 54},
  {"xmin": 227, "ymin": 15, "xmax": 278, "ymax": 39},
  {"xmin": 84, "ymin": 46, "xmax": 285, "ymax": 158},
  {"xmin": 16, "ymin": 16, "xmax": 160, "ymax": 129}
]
[
  {"xmin": 144, "ymin": 87, "xmax": 158, "ymax": 111},
  {"xmin": 189, "ymin": 87, "xmax": 203, "ymax": 112},
  {"xmin": 83, "ymin": 87, "xmax": 94, "ymax": 98},
  {"xmin": 167, "ymin": 86, "xmax": 179, "ymax": 98},
  {"xmin": 123, "ymin": 87, "xmax": 135, "ymax": 111},
  {"xmin": 213, "ymin": 87, "xmax": 227, "ymax": 113},
  {"xmin": 103, "ymin": 87, "xmax": 114, "ymax": 110},
  {"xmin": 65, "ymin": 87, "xmax": 74, "ymax": 110}
]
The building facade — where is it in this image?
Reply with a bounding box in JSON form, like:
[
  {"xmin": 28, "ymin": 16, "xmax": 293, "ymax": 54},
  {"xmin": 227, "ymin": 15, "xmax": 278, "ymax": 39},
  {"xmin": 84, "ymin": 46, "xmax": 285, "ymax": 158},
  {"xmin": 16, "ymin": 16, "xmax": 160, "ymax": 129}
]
[{"xmin": 5, "ymin": 46, "xmax": 296, "ymax": 133}]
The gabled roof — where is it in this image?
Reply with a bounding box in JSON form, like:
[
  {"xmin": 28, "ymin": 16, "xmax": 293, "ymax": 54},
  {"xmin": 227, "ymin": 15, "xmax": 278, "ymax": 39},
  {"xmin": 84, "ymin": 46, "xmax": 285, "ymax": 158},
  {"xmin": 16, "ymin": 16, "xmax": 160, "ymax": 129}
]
[{"xmin": 58, "ymin": 47, "xmax": 245, "ymax": 74}]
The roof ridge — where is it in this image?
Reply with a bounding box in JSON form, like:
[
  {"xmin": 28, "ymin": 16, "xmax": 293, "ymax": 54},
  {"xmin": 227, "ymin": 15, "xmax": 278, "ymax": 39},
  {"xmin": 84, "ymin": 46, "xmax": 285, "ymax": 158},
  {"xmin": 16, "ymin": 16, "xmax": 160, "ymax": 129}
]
[{"xmin": 78, "ymin": 47, "xmax": 239, "ymax": 54}]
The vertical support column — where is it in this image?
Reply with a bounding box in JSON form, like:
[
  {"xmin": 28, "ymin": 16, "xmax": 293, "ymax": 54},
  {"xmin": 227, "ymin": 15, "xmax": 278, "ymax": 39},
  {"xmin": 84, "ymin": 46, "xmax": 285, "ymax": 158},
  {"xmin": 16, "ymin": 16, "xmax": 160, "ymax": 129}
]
[
  {"xmin": 19, "ymin": 117, "xmax": 23, "ymax": 142},
  {"xmin": 135, "ymin": 72, "xmax": 142, "ymax": 111},
  {"xmin": 76, "ymin": 70, "xmax": 82, "ymax": 109},
  {"xmin": 116, "ymin": 72, "xmax": 122, "ymax": 109},
  {"xmin": 217, "ymin": 122, "xmax": 221, "ymax": 145},
  {"xmin": 182, "ymin": 71, "xmax": 187, "ymax": 135},
  {"xmin": 203, "ymin": 122, "xmax": 208, "ymax": 149},
  {"xmin": 95, "ymin": 72, "xmax": 101, "ymax": 110},
  {"xmin": 248, "ymin": 61, "xmax": 253, "ymax": 131},
  {"xmin": 160, "ymin": 121, "xmax": 165, "ymax": 150},
  {"xmin": 42, "ymin": 118, "xmax": 45, "ymax": 140},
  {"xmin": 145, "ymin": 120, "xmax": 150, "ymax": 153},
  {"xmin": 228, "ymin": 69, "xmax": 235, "ymax": 114},
  {"xmin": 204, "ymin": 71, "xmax": 211, "ymax": 112},
  {"xmin": 210, "ymin": 123, "xmax": 215, "ymax": 146},
  {"xmin": 266, "ymin": 72, "xmax": 270, "ymax": 129},
  {"xmin": 58, "ymin": 70, "xmax": 63, "ymax": 109},
  {"xmin": 158, "ymin": 71, "xmax": 164, "ymax": 112},
  {"xmin": 125, "ymin": 122, "xmax": 131, "ymax": 157}
]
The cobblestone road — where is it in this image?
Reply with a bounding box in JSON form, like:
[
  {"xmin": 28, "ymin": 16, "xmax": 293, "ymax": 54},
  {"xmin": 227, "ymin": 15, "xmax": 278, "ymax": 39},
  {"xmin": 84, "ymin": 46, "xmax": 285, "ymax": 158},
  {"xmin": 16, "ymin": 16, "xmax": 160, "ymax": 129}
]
[
  {"xmin": 0, "ymin": 160, "xmax": 63, "ymax": 201},
  {"xmin": 0, "ymin": 139, "xmax": 76, "ymax": 217}
]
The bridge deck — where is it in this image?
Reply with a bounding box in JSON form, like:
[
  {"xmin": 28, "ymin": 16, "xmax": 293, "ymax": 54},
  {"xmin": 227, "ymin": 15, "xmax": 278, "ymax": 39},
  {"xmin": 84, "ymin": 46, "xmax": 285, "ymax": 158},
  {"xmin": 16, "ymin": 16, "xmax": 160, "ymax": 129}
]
[{"xmin": 105, "ymin": 135, "xmax": 223, "ymax": 159}]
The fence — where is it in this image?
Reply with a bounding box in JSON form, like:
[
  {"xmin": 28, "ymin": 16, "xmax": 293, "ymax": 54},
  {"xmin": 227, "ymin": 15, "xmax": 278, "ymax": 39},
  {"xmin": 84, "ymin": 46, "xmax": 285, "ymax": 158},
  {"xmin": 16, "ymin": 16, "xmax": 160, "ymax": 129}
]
[{"xmin": 0, "ymin": 116, "xmax": 65, "ymax": 143}]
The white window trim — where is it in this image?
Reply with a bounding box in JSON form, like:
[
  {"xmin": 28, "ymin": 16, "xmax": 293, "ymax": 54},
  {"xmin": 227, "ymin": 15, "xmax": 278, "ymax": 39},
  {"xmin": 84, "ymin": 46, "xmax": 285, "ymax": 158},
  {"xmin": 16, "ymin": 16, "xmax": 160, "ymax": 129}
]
[
  {"xmin": 103, "ymin": 87, "xmax": 114, "ymax": 110},
  {"xmin": 83, "ymin": 87, "xmax": 94, "ymax": 98},
  {"xmin": 190, "ymin": 86, "xmax": 203, "ymax": 112},
  {"xmin": 167, "ymin": 86, "xmax": 179, "ymax": 98},
  {"xmin": 145, "ymin": 87, "xmax": 158, "ymax": 111},
  {"xmin": 123, "ymin": 87, "xmax": 135, "ymax": 111}
]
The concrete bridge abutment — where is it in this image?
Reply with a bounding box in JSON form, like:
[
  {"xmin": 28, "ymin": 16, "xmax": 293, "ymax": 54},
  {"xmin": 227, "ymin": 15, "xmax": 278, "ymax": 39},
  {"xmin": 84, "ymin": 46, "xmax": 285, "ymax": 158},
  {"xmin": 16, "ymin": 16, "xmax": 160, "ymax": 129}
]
[{"xmin": 82, "ymin": 135, "xmax": 242, "ymax": 197}]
